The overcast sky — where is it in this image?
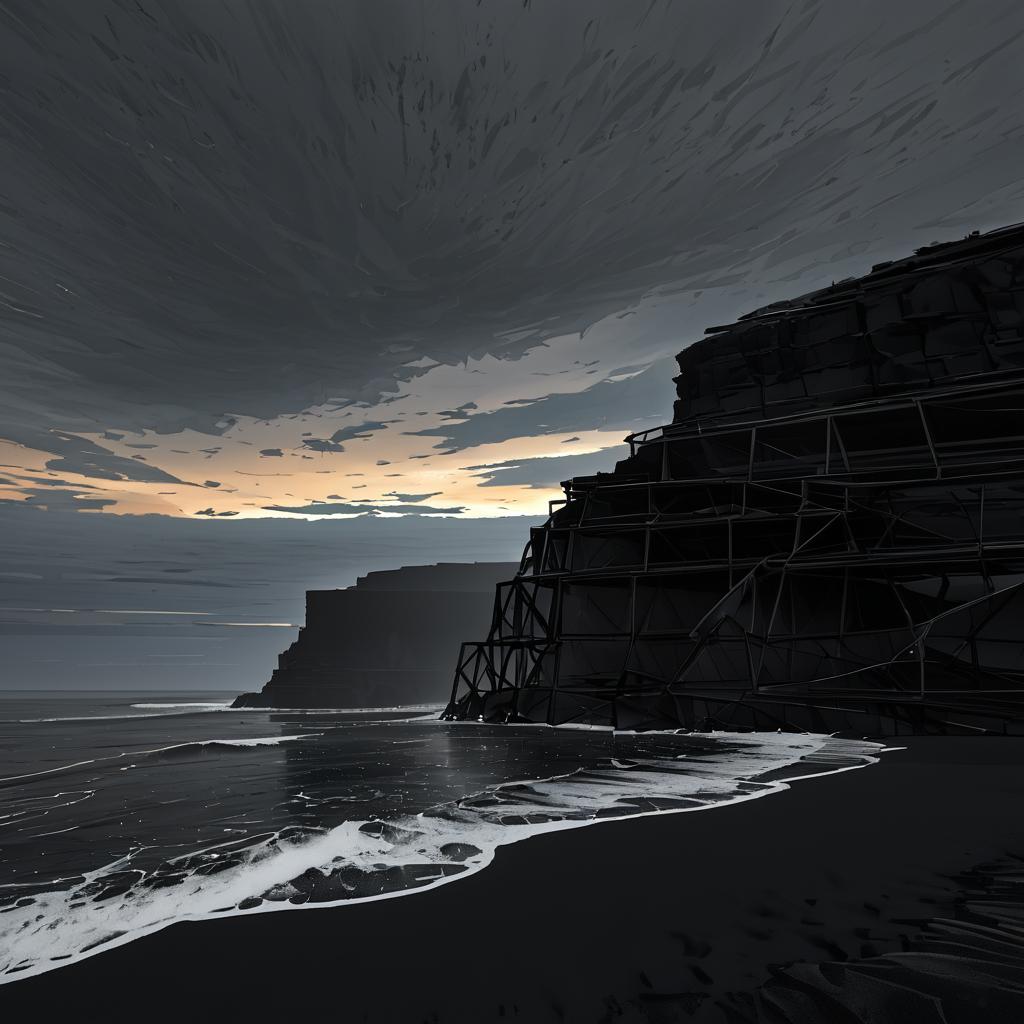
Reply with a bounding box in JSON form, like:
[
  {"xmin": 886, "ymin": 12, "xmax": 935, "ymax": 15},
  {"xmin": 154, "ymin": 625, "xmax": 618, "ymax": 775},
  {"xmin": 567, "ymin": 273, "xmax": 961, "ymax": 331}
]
[{"xmin": 2, "ymin": 0, "xmax": 1023, "ymax": 686}]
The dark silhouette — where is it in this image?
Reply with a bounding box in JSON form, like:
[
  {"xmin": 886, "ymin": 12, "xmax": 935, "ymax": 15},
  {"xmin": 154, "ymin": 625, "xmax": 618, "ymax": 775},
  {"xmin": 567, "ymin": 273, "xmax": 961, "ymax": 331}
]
[
  {"xmin": 446, "ymin": 224, "xmax": 1024, "ymax": 735},
  {"xmin": 234, "ymin": 562, "xmax": 516, "ymax": 708}
]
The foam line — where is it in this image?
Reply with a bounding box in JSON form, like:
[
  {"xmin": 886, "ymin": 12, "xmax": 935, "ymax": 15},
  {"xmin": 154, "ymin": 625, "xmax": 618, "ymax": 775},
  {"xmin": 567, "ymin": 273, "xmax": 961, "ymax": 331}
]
[
  {"xmin": 0, "ymin": 758, "xmax": 99, "ymax": 784},
  {"xmin": 145, "ymin": 734, "xmax": 320, "ymax": 753},
  {"xmin": 0, "ymin": 732, "xmax": 885, "ymax": 986},
  {"xmin": 226, "ymin": 704, "xmax": 444, "ymax": 714},
  {"xmin": 13, "ymin": 703, "xmax": 232, "ymax": 723},
  {"xmin": 130, "ymin": 703, "xmax": 234, "ymax": 710},
  {"xmin": 0, "ymin": 734, "xmax": 318, "ymax": 784}
]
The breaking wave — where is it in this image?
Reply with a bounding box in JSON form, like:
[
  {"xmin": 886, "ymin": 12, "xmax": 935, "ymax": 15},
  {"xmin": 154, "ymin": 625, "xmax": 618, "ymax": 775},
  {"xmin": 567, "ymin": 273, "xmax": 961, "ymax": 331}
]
[
  {"xmin": 0, "ymin": 734, "xmax": 321, "ymax": 785},
  {"xmin": 0, "ymin": 731, "xmax": 883, "ymax": 985},
  {"xmin": 11, "ymin": 701, "xmax": 233, "ymax": 724}
]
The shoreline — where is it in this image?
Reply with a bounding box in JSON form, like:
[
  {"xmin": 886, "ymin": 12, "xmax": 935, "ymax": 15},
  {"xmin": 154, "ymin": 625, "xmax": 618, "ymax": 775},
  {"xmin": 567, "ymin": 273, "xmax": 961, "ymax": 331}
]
[
  {"xmin": 5, "ymin": 736, "xmax": 1024, "ymax": 1021},
  {"xmin": 0, "ymin": 731, "xmax": 871, "ymax": 987}
]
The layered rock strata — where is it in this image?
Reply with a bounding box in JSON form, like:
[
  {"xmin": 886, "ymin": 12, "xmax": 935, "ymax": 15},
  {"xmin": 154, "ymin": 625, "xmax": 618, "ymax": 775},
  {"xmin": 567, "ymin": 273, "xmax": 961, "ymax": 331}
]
[{"xmin": 445, "ymin": 223, "xmax": 1024, "ymax": 735}]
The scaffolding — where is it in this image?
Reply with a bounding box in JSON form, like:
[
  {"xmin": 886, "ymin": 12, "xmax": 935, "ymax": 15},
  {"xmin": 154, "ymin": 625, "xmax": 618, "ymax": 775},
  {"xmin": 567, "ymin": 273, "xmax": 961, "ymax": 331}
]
[{"xmin": 445, "ymin": 224, "xmax": 1024, "ymax": 735}]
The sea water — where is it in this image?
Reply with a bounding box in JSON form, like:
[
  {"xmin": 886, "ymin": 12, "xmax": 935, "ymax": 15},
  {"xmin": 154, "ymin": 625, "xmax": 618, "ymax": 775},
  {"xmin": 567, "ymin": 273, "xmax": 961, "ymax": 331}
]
[{"xmin": 0, "ymin": 690, "xmax": 883, "ymax": 984}]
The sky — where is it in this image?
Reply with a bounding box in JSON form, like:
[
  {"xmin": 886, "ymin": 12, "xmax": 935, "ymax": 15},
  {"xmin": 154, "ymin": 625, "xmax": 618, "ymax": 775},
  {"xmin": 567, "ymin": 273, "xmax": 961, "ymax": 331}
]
[{"xmin": 2, "ymin": 0, "xmax": 1024, "ymax": 687}]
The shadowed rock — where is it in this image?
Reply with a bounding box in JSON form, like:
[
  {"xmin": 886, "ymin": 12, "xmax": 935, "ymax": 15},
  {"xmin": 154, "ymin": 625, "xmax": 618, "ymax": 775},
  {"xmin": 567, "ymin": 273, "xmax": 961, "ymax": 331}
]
[
  {"xmin": 234, "ymin": 561, "xmax": 516, "ymax": 708},
  {"xmin": 445, "ymin": 223, "xmax": 1024, "ymax": 735}
]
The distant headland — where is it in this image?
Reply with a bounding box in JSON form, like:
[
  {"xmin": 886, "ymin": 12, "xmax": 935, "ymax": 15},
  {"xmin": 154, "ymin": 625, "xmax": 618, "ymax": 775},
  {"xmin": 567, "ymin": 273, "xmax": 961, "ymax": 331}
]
[{"xmin": 232, "ymin": 562, "xmax": 516, "ymax": 709}]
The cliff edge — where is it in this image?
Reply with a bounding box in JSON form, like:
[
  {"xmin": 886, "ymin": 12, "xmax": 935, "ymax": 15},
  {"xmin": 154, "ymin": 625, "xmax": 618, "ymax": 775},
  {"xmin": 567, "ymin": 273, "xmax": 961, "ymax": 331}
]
[
  {"xmin": 233, "ymin": 562, "xmax": 517, "ymax": 709},
  {"xmin": 445, "ymin": 223, "xmax": 1024, "ymax": 735}
]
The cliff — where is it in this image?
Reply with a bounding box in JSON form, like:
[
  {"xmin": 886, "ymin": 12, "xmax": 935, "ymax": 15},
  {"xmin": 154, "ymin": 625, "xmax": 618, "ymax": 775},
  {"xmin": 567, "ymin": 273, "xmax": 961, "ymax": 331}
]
[
  {"xmin": 445, "ymin": 223, "xmax": 1024, "ymax": 735},
  {"xmin": 233, "ymin": 562, "xmax": 517, "ymax": 709}
]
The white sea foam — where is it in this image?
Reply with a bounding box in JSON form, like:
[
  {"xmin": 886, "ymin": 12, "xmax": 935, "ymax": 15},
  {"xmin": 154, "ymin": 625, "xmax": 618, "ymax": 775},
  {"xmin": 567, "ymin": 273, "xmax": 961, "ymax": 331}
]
[
  {"xmin": 147, "ymin": 734, "xmax": 320, "ymax": 753},
  {"xmin": 226, "ymin": 702, "xmax": 445, "ymax": 714},
  {"xmin": 130, "ymin": 702, "xmax": 234, "ymax": 710},
  {"xmin": 0, "ymin": 734, "xmax": 317, "ymax": 784},
  {"xmin": 14, "ymin": 702, "xmax": 233, "ymax": 724},
  {"xmin": 0, "ymin": 731, "xmax": 885, "ymax": 985},
  {"xmin": 0, "ymin": 758, "xmax": 104, "ymax": 784}
]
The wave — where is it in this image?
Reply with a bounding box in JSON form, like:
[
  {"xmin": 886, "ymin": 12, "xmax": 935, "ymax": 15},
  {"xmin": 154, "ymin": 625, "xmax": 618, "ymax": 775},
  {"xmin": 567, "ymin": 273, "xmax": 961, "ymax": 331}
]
[
  {"xmin": 147, "ymin": 735, "xmax": 320, "ymax": 755},
  {"xmin": 10, "ymin": 701, "xmax": 441, "ymax": 724},
  {"xmin": 226, "ymin": 703, "xmax": 445, "ymax": 714},
  {"xmin": 130, "ymin": 702, "xmax": 235, "ymax": 710},
  {"xmin": 12, "ymin": 702, "xmax": 234, "ymax": 724},
  {"xmin": 0, "ymin": 731, "xmax": 885, "ymax": 985},
  {"xmin": 0, "ymin": 733, "xmax": 319, "ymax": 785}
]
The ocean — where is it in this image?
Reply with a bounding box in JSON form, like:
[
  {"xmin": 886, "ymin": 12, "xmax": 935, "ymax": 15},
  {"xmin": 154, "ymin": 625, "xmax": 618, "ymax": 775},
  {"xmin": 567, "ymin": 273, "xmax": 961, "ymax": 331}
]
[{"xmin": 0, "ymin": 691, "xmax": 883, "ymax": 985}]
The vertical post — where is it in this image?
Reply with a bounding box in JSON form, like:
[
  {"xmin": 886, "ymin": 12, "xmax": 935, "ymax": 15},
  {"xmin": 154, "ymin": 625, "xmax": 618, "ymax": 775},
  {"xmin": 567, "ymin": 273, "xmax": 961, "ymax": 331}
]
[
  {"xmin": 630, "ymin": 574, "xmax": 637, "ymax": 646},
  {"xmin": 916, "ymin": 400, "xmax": 940, "ymax": 479},
  {"xmin": 727, "ymin": 516, "xmax": 734, "ymax": 589}
]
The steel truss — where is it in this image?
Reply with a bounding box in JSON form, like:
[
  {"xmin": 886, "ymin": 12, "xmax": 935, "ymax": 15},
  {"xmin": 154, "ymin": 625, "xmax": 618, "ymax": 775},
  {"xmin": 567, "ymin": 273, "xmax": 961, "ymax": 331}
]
[{"xmin": 445, "ymin": 224, "xmax": 1024, "ymax": 734}]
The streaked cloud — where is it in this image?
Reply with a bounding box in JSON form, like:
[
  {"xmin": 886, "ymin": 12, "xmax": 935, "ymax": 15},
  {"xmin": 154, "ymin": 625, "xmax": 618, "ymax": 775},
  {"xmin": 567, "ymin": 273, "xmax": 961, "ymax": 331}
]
[
  {"xmin": 262, "ymin": 501, "xmax": 467, "ymax": 517},
  {"xmin": 465, "ymin": 448, "xmax": 626, "ymax": 489},
  {"xmin": 1, "ymin": 1, "xmax": 1022, "ymax": 522}
]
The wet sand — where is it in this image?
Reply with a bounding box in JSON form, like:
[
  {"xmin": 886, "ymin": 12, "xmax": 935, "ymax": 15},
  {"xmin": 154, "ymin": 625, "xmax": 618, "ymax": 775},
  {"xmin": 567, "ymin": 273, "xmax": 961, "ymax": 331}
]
[{"xmin": 4, "ymin": 736, "xmax": 1024, "ymax": 1022}]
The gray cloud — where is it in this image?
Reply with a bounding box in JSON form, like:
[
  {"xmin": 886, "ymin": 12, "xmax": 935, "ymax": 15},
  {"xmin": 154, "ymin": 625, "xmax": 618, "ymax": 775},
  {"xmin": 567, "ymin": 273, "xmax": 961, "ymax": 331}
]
[
  {"xmin": 329, "ymin": 420, "xmax": 400, "ymax": 444},
  {"xmin": 39, "ymin": 433, "xmax": 185, "ymax": 485},
  {"xmin": 2, "ymin": 0, "xmax": 1022, "ymax": 479},
  {"xmin": 383, "ymin": 492, "xmax": 443, "ymax": 503},
  {"xmin": 411, "ymin": 359, "xmax": 676, "ymax": 452},
  {"xmin": 17, "ymin": 476, "xmax": 97, "ymax": 488},
  {"xmin": 262, "ymin": 502, "xmax": 466, "ymax": 516},
  {"xmin": 301, "ymin": 439, "xmax": 346, "ymax": 454},
  {"xmin": 465, "ymin": 447, "xmax": 627, "ymax": 489},
  {"xmin": 1, "ymin": 487, "xmax": 116, "ymax": 512}
]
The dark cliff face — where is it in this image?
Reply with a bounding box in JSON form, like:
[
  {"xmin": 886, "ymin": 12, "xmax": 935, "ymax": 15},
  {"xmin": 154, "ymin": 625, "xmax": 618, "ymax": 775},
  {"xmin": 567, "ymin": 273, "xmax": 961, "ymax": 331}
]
[
  {"xmin": 234, "ymin": 562, "xmax": 517, "ymax": 708},
  {"xmin": 446, "ymin": 223, "xmax": 1024, "ymax": 735},
  {"xmin": 669, "ymin": 226, "xmax": 1024, "ymax": 429}
]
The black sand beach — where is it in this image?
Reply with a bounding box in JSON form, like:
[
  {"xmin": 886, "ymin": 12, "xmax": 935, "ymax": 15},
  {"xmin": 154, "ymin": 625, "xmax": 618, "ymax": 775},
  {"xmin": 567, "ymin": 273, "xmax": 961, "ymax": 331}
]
[{"xmin": 4, "ymin": 735, "xmax": 1023, "ymax": 1022}]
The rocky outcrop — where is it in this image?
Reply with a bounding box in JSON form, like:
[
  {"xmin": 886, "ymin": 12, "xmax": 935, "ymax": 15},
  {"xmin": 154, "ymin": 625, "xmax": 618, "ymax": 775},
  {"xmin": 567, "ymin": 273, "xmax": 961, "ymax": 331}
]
[
  {"xmin": 445, "ymin": 223, "xmax": 1024, "ymax": 735},
  {"xmin": 233, "ymin": 562, "xmax": 516, "ymax": 709}
]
